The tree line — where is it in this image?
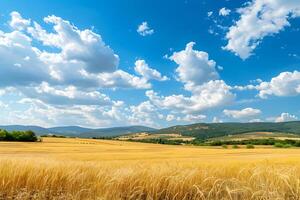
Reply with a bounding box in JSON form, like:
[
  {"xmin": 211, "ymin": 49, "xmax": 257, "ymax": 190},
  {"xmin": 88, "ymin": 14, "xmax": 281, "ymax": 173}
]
[{"xmin": 0, "ymin": 129, "xmax": 39, "ymax": 142}]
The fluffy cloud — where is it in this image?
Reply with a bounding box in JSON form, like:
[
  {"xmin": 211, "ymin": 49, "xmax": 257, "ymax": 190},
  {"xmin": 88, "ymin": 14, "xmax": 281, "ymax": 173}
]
[
  {"xmin": 0, "ymin": 11, "xmax": 154, "ymax": 91},
  {"xmin": 146, "ymin": 80, "xmax": 234, "ymax": 114},
  {"xmin": 219, "ymin": 7, "xmax": 231, "ymax": 16},
  {"xmin": 28, "ymin": 15, "xmax": 119, "ymax": 73},
  {"xmin": 170, "ymin": 42, "xmax": 219, "ymax": 90},
  {"xmin": 0, "ymin": 30, "xmax": 51, "ymax": 87},
  {"xmin": 137, "ymin": 22, "xmax": 154, "ymax": 36},
  {"xmin": 257, "ymin": 71, "xmax": 300, "ymax": 98},
  {"xmin": 127, "ymin": 101, "xmax": 161, "ymax": 127},
  {"xmin": 14, "ymin": 98, "xmax": 114, "ymax": 127},
  {"xmin": 166, "ymin": 114, "xmax": 176, "ymax": 122},
  {"xmin": 275, "ymin": 112, "xmax": 298, "ymax": 122},
  {"xmin": 0, "ymin": 11, "xmax": 167, "ymax": 127},
  {"xmin": 24, "ymin": 82, "xmax": 113, "ymax": 106},
  {"xmin": 134, "ymin": 60, "xmax": 168, "ymax": 81},
  {"xmin": 235, "ymin": 71, "xmax": 300, "ymax": 98},
  {"xmin": 145, "ymin": 42, "xmax": 235, "ymax": 114},
  {"xmin": 224, "ymin": 107, "xmax": 261, "ymax": 119},
  {"xmin": 9, "ymin": 11, "xmax": 31, "ymax": 30},
  {"xmin": 180, "ymin": 114, "xmax": 206, "ymax": 123},
  {"xmin": 224, "ymin": 0, "xmax": 300, "ymax": 59}
]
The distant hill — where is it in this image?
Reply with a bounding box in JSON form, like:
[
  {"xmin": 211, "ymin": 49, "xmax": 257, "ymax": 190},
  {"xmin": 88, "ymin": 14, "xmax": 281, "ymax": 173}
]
[
  {"xmin": 154, "ymin": 121, "xmax": 300, "ymax": 139},
  {"xmin": 3, "ymin": 122, "xmax": 300, "ymax": 140},
  {"xmin": 0, "ymin": 125, "xmax": 156, "ymax": 137},
  {"xmin": 48, "ymin": 126, "xmax": 94, "ymax": 135},
  {"xmin": 0, "ymin": 125, "xmax": 50, "ymax": 135},
  {"xmin": 79, "ymin": 126, "xmax": 157, "ymax": 138}
]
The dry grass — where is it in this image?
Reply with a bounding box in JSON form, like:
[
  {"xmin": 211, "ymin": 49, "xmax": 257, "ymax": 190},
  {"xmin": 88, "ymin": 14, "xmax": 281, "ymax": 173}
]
[{"xmin": 1, "ymin": 138, "xmax": 300, "ymax": 199}]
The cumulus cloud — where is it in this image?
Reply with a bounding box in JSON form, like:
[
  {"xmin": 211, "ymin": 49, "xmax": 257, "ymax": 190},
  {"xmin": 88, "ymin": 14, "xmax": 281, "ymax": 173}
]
[
  {"xmin": 170, "ymin": 42, "xmax": 219, "ymax": 90},
  {"xmin": 146, "ymin": 80, "xmax": 234, "ymax": 114},
  {"xmin": 224, "ymin": 0, "xmax": 300, "ymax": 59},
  {"xmin": 166, "ymin": 114, "xmax": 176, "ymax": 122},
  {"xmin": 224, "ymin": 107, "xmax": 261, "ymax": 119},
  {"xmin": 0, "ymin": 11, "xmax": 166, "ymax": 127},
  {"xmin": 137, "ymin": 22, "xmax": 154, "ymax": 36},
  {"xmin": 24, "ymin": 82, "xmax": 113, "ymax": 106},
  {"xmin": 219, "ymin": 7, "xmax": 231, "ymax": 16},
  {"xmin": 145, "ymin": 42, "xmax": 235, "ymax": 114},
  {"xmin": 257, "ymin": 71, "xmax": 300, "ymax": 98},
  {"xmin": 28, "ymin": 15, "xmax": 119, "ymax": 73},
  {"xmin": 127, "ymin": 101, "xmax": 161, "ymax": 127},
  {"xmin": 0, "ymin": 30, "xmax": 51, "ymax": 87},
  {"xmin": 9, "ymin": 11, "xmax": 31, "ymax": 30},
  {"xmin": 0, "ymin": 11, "xmax": 156, "ymax": 91},
  {"xmin": 235, "ymin": 71, "xmax": 300, "ymax": 98},
  {"xmin": 180, "ymin": 114, "xmax": 206, "ymax": 123},
  {"xmin": 134, "ymin": 60, "xmax": 168, "ymax": 81},
  {"xmin": 275, "ymin": 112, "xmax": 298, "ymax": 122}
]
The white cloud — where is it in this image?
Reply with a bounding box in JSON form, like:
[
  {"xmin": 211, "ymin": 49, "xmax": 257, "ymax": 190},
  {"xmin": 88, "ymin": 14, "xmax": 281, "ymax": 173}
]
[
  {"xmin": 233, "ymin": 71, "xmax": 300, "ymax": 99},
  {"xmin": 0, "ymin": 11, "xmax": 164, "ymax": 127},
  {"xmin": 28, "ymin": 15, "xmax": 119, "ymax": 73},
  {"xmin": 0, "ymin": 101, "xmax": 8, "ymax": 109},
  {"xmin": 137, "ymin": 22, "xmax": 154, "ymax": 36},
  {"xmin": 0, "ymin": 11, "xmax": 154, "ymax": 91},
  {"xmin": 180, "ymin": 114, "xmax": 206, "ymax": 123},
  {"xmin": 219, "ymin": 7, "xmax": 231, "ymax": 16},
  {"xmin": 170, "ymin": 42, "xmax": 219, "ymax": 90},
  {"xmin": 212, "ymin": 117, "xmax": 223, "ymax": 123},
  {"xmin": 224, "ymin": 107, "xmax": 261, "ymax": 119},
  {"xmin": 224, "ymin": 0, "xmax": 300, "ymax": 59},
  {"xmin": 275, "ymin": 112, "xmax": 298, "ymax": 122},
  {"xmin": 257, "ymin": 71, "xmax": 300, "ymax": 98},
  {"xmin": 207, "ymin": 11, "xmax": 213, "ymax": 17},
  {"xmin": 166, "ymin": 114, "xmax": 176, "ymax": 122},
  {"xmin": 9, "ymin": 11, "xmax": 31, "ymax": 30},
  {"xmin": 249, "ymin": 118, "xmax": 263, "ymax": 122},
  {"xmin": 23, "ymin": 82, "xmax": 113, "ymax": 106},
  {"xmin": 79, "ymin": 69, "xmax": 151, "ymax": 89},
  {"xmin": 127, "ymin": 101, "xmax": 160, "ymax": 127},
  {"xmin": 146, "ymin": 80, "xmax": 234, "ymax": 114},
  {"xmin": 134, "ymin": 60, "xmax": 168, "ymax": 81},
  {"xmin": 14, "ymin": 98, "xmax": 114, "ymax": 127},
  {"xmin": 146, "ymin": 42, "xmax": 235, "ymax": 114}
]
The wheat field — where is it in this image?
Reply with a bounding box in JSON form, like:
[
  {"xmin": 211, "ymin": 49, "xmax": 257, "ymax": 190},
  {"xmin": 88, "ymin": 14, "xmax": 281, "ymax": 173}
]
[{"xmin": 1, "ymin": 138, "xmax": 300, "ymax": 199}]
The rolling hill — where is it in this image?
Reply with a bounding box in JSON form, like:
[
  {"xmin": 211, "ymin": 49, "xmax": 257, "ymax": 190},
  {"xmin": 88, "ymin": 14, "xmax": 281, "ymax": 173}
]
[
  {"xmin": 0, "ymin": 125, "xmax": 156, "ymax": 137},
  {"xmin": 2, "ymin": 122, "xmax": 300, "ymax": 140},
  {"xmin": 154, "ymin": 121, "xmax": 300, "ymax": 139}
]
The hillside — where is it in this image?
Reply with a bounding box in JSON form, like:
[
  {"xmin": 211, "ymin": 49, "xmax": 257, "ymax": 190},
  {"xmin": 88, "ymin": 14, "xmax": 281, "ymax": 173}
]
[
  {"xmin": 0, "ymin": 125, "xmax": 156, "ymax": 137},
  {"xmin": 79, "ymin": 126, "xmax": 157, "ymax": 138},
  {"xmin": 155, "ymin": 121, "xmax": 300, "ymax": 139}
]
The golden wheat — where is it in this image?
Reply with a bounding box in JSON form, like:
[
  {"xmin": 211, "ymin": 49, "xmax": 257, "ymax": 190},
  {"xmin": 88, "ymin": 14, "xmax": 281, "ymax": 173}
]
[{"xmin": 1, "ymin": 138, "xmax": 300, "ymax": 200}]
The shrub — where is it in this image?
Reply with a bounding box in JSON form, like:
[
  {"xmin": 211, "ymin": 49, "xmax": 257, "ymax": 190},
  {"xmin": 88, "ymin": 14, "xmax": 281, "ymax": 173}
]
[
  {"xmin": 246, "ymin": 144, "xmax": 255, "ymax": 149},
  {"xmin": 294, "ymin": 141, "xmax": 300, "ymax": 147},
  {"xmin": 274, "ymin": 143, "xmax": 284, "ymax": 148},
  {"xmin": 232, "ymin": 145, "xmax": 239, "ymax": 149},
  {"xmin": 283, "ymin": 144, "xmax": 292, "ymax": 148},
  {"xmin": 0, "ymin": 129, "xmax": 38, "ymax": 142},
  {"xmin": 222, "ymin": 144, "xmax": 228, "ymax": 149}
]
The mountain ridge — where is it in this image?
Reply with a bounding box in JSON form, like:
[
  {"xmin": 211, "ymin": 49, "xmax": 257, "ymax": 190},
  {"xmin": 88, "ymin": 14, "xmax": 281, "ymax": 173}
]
[
  {"xmin": 1, "ymin": 121, "xmax": 300, "ymax": 139},
  {"xmin": 0, "ymin": 125, "xmax": 156, "ymax": 137}
]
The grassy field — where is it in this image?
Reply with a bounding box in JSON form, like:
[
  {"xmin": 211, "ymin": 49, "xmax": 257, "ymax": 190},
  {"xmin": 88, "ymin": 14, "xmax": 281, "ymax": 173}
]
[{"xmin": 1, "ymin": 138, "xmax": 300, "ymax": 199}]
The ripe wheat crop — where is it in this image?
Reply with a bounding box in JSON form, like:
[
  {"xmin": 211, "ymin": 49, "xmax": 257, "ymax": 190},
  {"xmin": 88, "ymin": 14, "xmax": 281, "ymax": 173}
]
[{"xmin": 1, "ymin": 138, "xmax": 300, "ymax": 200}]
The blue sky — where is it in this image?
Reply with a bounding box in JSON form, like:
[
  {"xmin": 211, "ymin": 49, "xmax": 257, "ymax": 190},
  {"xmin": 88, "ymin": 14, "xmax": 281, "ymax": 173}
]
[{"xmin": 0, "ymin": 0, "xmax": 299, "ymax": 128}]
